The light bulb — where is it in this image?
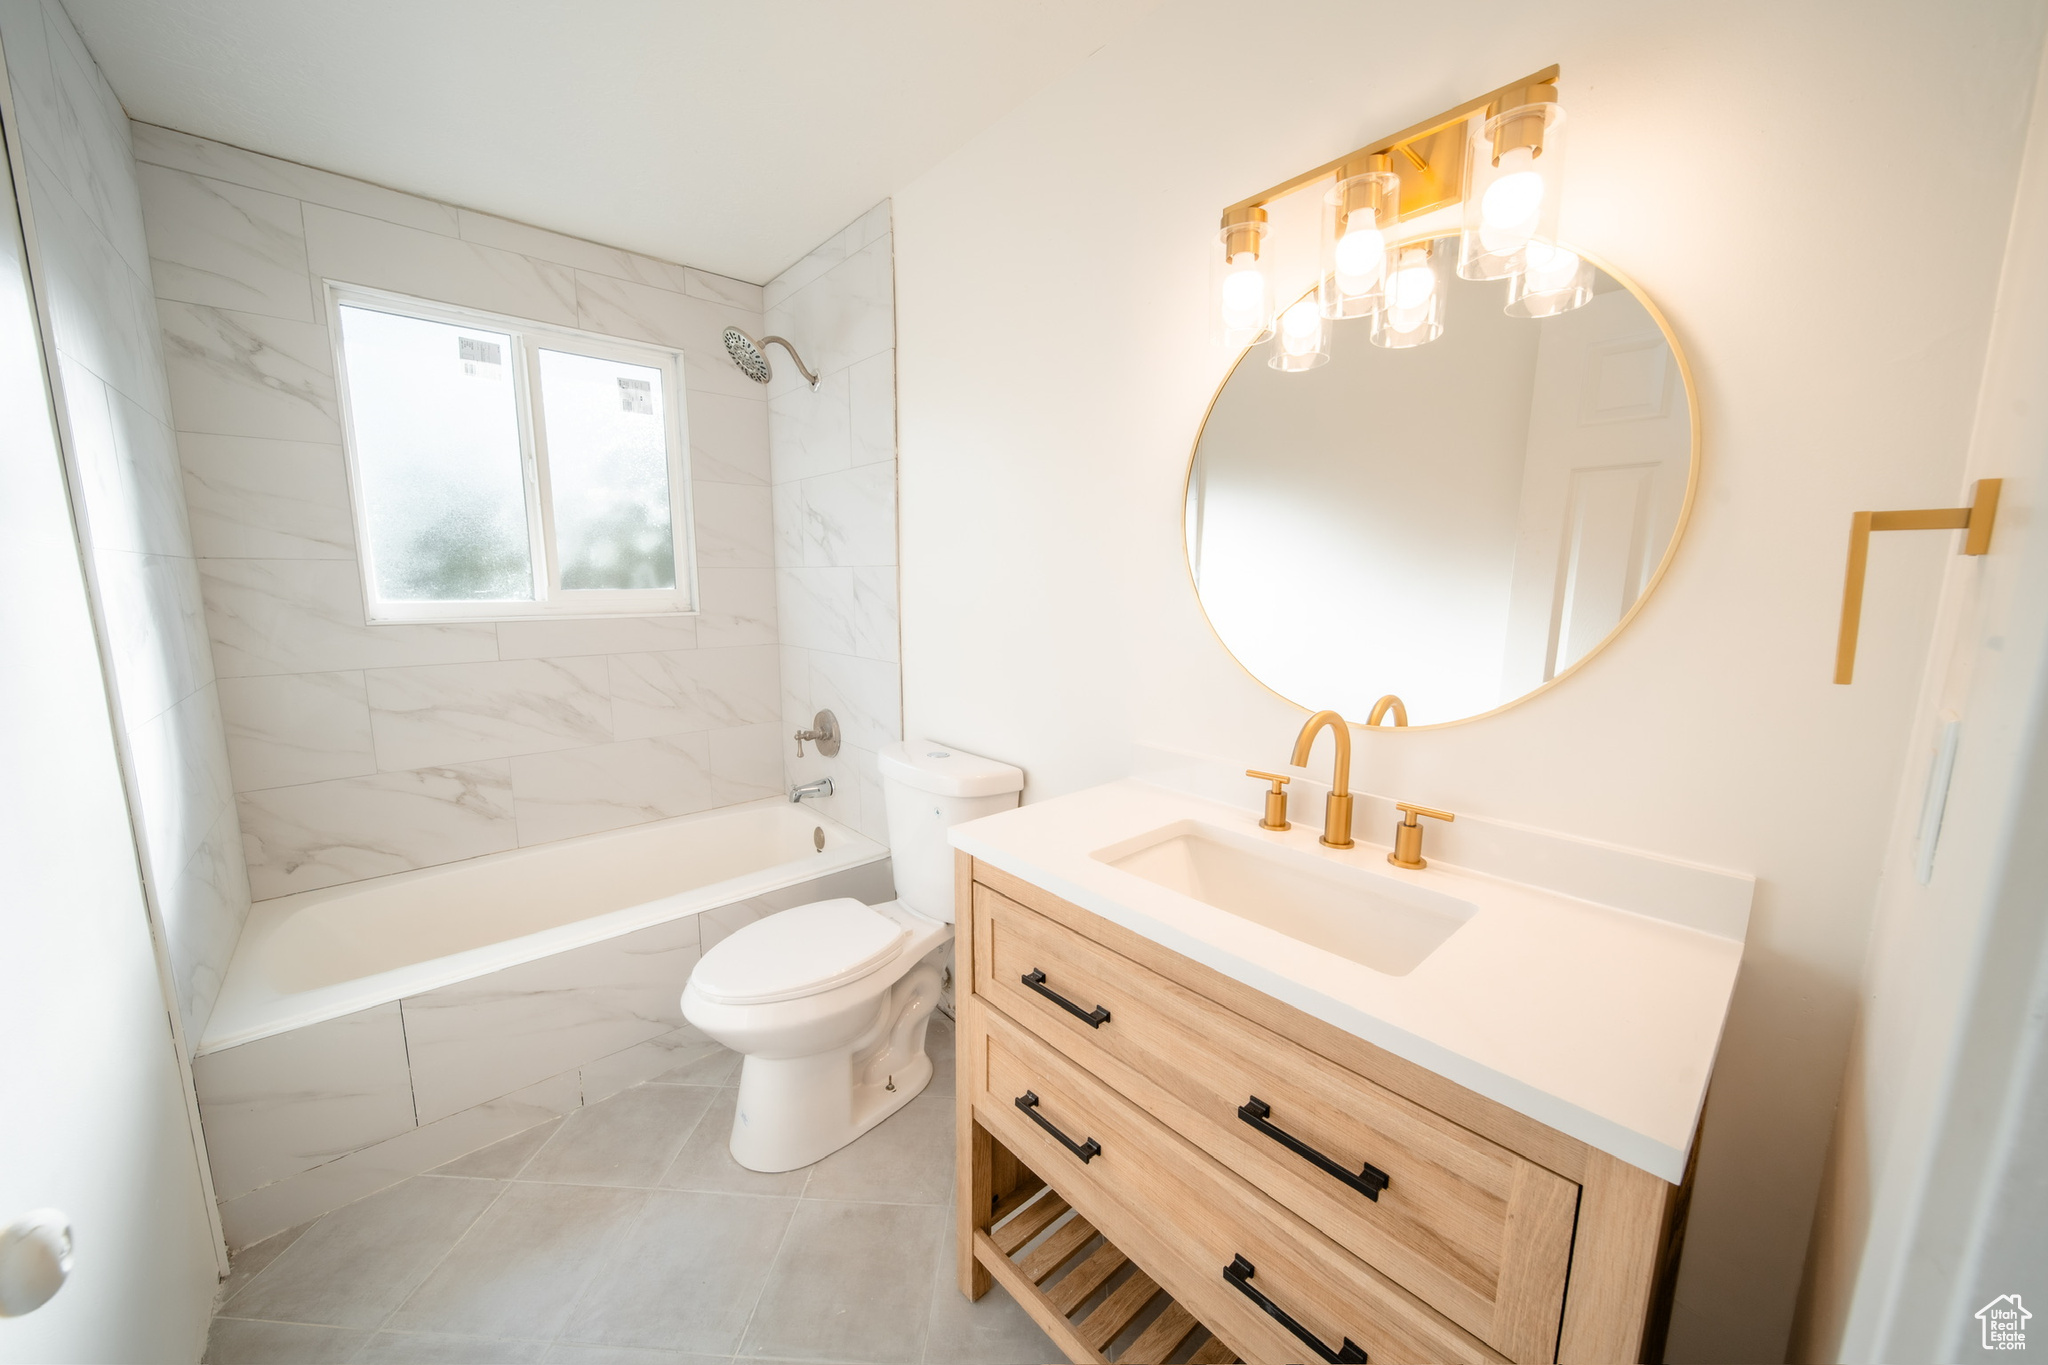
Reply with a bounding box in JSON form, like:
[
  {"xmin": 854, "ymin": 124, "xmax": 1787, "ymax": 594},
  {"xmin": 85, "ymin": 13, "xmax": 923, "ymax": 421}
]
[
  {"xmin": 1521, "ymin": 241, "xmax": 1580, "ymax": 294},
  {"xmin": 1279, "ymin": 298, "xmax": 1321, "ymax": 355},
  {"xmin": 1332, "ymin": 221, "xmax": 1386, "ymax": 292},
  {"xmin": 1220, "ymin": 257, "xmax": 1269, "ymax": 333}
]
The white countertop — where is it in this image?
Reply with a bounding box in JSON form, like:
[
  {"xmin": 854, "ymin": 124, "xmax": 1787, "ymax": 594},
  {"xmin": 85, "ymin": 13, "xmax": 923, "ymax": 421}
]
[{"xmin": 949, "ymin": 779, "xmax": 1747, "ymax": 1183}]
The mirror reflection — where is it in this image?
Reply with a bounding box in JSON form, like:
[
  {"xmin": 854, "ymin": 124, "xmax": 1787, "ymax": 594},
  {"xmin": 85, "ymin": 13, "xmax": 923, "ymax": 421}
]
[{"xmin": 1186, "ymin": 239, "xmax": 1693, "ymax": 726}]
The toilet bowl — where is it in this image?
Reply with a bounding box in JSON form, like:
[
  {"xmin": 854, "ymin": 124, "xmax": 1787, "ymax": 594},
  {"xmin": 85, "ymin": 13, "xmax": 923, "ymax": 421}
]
[{"xmin": 681, "ymin": 740, "xmax": 1024, "ymax": 1172}]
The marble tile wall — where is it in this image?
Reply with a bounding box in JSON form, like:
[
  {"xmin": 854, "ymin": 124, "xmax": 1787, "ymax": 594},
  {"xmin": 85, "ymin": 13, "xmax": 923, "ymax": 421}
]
[
  {"xmin": 0, "ymin": 0, "xmax": 248, "ymax": 1041},
  {"xmin": 201, "ymin": 857, "xmax": 894, "ymax": 1249},
  {"xmin": 129, "ymin": 123, "xmax": 783, "ymax": 901},
  {"xmin": 767, "ymin": 203, "xmax": 903, "ymax": 843}
]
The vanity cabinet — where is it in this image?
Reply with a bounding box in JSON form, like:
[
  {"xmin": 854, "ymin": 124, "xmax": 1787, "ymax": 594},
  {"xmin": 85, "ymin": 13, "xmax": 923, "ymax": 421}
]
[{"xmin": 953, "ymin": 854, "xmax": 1693, "ymax": 1365}]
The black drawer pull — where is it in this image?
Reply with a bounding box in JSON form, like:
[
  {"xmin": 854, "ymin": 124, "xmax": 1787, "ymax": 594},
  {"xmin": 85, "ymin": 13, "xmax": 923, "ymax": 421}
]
[
  {"xmin": 1224, "ymin": 1255, "xmax": 1367, "ymax": 1363},
  {"xmin": 1015, "ymin": 1091, "xmax": 1101, "ymax": 1163},
  {"xmin": 1238, "ymin": 1097, "xmax": 1390, "ymax": 1201},
  {"xmin": 1022, "ymin": 969, "xmax": 1110, "ymax": 1027}
]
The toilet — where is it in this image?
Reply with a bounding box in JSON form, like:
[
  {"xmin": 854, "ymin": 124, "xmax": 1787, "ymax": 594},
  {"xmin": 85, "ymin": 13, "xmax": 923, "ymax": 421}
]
[{"xmin": 681, "ymin": 739, "xmax": 1023, "ymax": 1171}]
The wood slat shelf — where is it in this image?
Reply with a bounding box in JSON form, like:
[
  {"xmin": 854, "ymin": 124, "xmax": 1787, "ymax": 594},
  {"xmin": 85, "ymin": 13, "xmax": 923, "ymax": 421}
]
[{"xmin": 973, "ymin": 1180, "xmax": 1243, "ymax": 1365}]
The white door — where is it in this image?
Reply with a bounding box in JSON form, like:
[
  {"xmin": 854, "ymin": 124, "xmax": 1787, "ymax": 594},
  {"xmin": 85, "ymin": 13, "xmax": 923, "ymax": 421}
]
[{"xmin": 0, "ymin": 121, "xmax": 217, "ymax": 1361}]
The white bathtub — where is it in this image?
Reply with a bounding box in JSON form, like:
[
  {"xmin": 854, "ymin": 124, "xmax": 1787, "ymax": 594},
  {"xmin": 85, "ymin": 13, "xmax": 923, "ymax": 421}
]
[
  {"xmin": 194, "ymin": 798, "xmax": 894, "ymax": 1248},
  {"xmin": 201, "ymin": 798, "xmax": 888, "ymax": 1055}
]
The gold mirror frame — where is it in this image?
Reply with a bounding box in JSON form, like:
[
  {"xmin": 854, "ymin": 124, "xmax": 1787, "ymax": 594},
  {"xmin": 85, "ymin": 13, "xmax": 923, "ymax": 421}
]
[{"xmin": 1183, "ymin": 237, "xmax": 1701, "ymax": 729}]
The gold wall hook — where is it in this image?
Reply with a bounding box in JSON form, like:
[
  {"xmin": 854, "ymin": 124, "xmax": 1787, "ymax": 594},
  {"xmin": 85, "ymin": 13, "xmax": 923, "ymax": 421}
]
[{"xmin": 1835, "ymin": 479, "xmax": 2001, "ymax": 684}]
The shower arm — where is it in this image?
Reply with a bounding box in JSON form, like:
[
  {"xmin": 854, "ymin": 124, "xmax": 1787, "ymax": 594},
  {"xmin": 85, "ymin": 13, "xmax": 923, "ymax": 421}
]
[{"xmin": 760, "ymin": 336, "xmax": 820, "ymax": 390}]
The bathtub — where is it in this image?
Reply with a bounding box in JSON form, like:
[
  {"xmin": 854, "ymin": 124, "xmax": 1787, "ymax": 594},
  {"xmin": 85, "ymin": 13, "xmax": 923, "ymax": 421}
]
[{"xmin": 192, "ymin": 799, "xmax": 892, "ymax": 1248}]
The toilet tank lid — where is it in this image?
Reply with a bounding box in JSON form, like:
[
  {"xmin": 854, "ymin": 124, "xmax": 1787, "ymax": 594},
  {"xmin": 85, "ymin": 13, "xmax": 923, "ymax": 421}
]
[
  {"xmin": 878, "ymin": 740, "xmax": 1024, "ymax": 798},
  {"xmin": 691, "ymin": 899, "xmax": 908, "ymax": 1005}
]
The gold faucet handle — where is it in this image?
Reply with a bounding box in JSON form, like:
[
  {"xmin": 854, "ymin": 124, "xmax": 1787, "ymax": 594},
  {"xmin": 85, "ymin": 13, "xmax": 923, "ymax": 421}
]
[
  {"xmin": 1389, "ymin": 803, "xmax": 1453, "ymax": 870},
  {"xmin": 1246, "ymin": 770, "xmax": 1292, "ymax": 832}
]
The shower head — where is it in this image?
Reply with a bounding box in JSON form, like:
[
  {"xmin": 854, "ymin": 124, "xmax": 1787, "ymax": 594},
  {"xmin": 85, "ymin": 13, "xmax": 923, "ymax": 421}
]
[{"xmin": 721, "ymin": 327, "xmax": 819, "ymax": 391}]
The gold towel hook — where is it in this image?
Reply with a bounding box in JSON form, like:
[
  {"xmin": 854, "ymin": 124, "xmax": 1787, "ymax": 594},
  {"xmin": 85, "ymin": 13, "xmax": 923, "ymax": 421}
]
[{"xmin": 1835, "ymin": 479, "xmax": 2000, "ymax": 684}]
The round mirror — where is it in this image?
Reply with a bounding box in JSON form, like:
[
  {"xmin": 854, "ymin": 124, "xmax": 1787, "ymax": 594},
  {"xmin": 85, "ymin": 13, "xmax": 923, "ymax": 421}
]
[{"xmin": 1185, "ymin": 238, "xmax": 1696, "ymax": 727}]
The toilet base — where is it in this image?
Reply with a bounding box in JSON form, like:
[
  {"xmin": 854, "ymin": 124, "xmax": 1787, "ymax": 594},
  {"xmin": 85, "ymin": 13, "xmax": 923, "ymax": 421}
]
[{"xmin": 727, "ymin": 956, "xmax": 946, "ymax": 1172}]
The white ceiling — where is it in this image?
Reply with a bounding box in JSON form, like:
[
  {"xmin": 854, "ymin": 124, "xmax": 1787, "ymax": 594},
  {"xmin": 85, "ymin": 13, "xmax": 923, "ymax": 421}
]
[{"xmin": 63, "ymin": 0, "xmax": 1163, "ymax": 283}]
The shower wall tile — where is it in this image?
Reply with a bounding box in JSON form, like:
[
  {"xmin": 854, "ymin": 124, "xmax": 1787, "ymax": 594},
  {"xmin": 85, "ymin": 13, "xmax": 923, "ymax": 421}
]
[
  {"xmin": 179, "ymin": 432, "xmax": 355, "ymax": 560},
  {"xmin": 365, "ymin": 657, "xmax": 613, "ymax": 770},
  {"xmin": 135, "ymin": 124, "xmax": 776, "ymax": 907},
  {"xmin": 217, "ymin": 671, "xmax": 377, "ymax": 791},
  {"xmin": 238, "ymin": 761, "xmax": 518, "ymax": 899},
  {"xmin": 135, "ymin": 163, "xmax": 313, "ymax": 323},
  {"xmin": 495, "ymin": 614, "xmax": 697, "ymax": 661},
  {"xmin": 799, "ymin": 461, "xmax": 896, "ymax": 568},
  {"xmin": 131, "ymin": 122, "xmax": 462, "ymax": 238},
  {"xmin": 454, "ymin": 209, "xmax": 692, "ymax": 293},
  {"xmin": 401, "ymin": 913, "xmax": 702, "ymax": 1124},
  {"xmin": 609, "ymin": 645, "xmax": 779, "ymax": 740},
  {"xmin": 303, "ymin": 204, "xmax": 578, "ymax": 327},
  {"xmin": 159, "ymin": 299, "xmax": 340, "ymax": 442},
  {"xmin": 509, "ymin": 733, "xmax": 715, "ymax": 846},
  {"xmin": 692, "ymin": 481, "xmax": 775, "ymax": 568},
  {"xmin": 695, "ymin": 566, "xmax": 779, "ymax": 648},
  {"xmin": 7, "ymin": 0, "xmax": 252, "ymax": 1043},
  {"xmin": 767, "ymin": 366, "xmax": 851, "ymax": 483},
  {"xmin": 192, "ymin": 1003, "xmax": 416, "ymax": 1201},
  {"xmin": 686, "ymin": 389, "xmax": 770, "ymax": 484},
  {"xmin": 683, "ymin": 267, "xmax": 764, "ymax": 312},
  {"xmin": 765, "ymin": 206, "xmax": 900, "ymax": 836},
  {"xmin": 200, "ymin": 558, "xmax": 499, "ymax": 677},
  {"xmin": 710, "ymin": 721, "xmax": 784, "ymax": 805}
]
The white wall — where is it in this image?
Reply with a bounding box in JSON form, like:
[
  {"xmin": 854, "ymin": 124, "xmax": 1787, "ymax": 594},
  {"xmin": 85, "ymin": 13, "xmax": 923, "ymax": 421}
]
[
  {"xmin": 768, "ymin": 203, "xmax": 902, "ymax": 841},
  {"xmin": 892, "ymin": 2, "xmax": 2048, "ymax": 1359},
  {"xmin": 1794, "ymin": 30, "xmax": 2048, "ymax": 1362},
  {"xmin": 0, "ymin": 8, "xmax": 217, "ymax": 1358},
  {"xmin": 129, "ymin": 124, "xmax": 782, "ymax": 902},
  {"xmin": 0, "ymin": 0, "xmax": 245, "ymax": 1045}
]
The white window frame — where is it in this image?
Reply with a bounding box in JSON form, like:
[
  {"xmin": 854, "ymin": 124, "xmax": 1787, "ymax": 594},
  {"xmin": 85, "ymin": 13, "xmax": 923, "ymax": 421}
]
[{"xmin": 325, "ymin": 281, "xmax": 697, "ymax": 624}]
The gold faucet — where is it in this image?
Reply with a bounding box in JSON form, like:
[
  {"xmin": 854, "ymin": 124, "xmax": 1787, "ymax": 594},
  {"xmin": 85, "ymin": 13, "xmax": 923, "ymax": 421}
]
[
  {"xmin": 1290, "ymin": 710, "xmax": 1355, "ymax": 848},
  {"xmin": 1388, "ymin": 802, "xmax": 1455, "ymax": 869},
  {"xmin": 1365, "ymin": 694, "xmax": 1408, "ymax": 727}
]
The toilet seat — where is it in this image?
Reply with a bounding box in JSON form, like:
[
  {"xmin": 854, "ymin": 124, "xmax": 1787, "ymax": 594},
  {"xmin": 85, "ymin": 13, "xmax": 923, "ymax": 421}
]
[{"xmin": 690, "ymin": 898, "xmax": 909, "ymax": 1006}]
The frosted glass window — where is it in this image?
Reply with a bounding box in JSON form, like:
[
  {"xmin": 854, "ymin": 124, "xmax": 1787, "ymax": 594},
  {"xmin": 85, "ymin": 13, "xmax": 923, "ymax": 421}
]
[
  {"xmin": 330, "ymin": 285, "xmax": 693, "ymax": 623},
  {"xmin": 338, "ymin": 306, "xmax": 533, "ymax": 601},
  {"xmin": 538, "ymin": 349, "xmax": 676, "ymax": 591}
]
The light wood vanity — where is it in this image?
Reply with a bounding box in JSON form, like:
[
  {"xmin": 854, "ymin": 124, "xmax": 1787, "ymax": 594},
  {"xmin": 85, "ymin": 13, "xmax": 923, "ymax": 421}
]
[{"xmin": 953, "ymin": 852, "xmax": 1696, "ymax": 1365}]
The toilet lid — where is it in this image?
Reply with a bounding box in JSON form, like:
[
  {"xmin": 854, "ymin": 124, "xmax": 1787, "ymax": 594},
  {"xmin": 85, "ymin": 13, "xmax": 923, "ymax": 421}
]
[{"xmin": 690, "ymin": 899, "xmax": 909, "ymax": 1005}]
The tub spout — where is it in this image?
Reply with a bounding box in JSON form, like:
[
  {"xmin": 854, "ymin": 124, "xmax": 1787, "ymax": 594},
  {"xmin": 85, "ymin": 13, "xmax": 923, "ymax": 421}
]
[{"xmin": 790, "ymin": 777, "xmax": 833, "ymax": 804}]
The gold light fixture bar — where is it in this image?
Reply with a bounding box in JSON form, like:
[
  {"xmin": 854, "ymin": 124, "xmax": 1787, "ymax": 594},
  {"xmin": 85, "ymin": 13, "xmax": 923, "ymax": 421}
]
[
  {"xmin": 1834, "ymin": 479, "xmax": 2002, "ymax": 684},
  {"xmin": 1220, "ymin": 65, "xmax": 1560, "ymax": 234}
]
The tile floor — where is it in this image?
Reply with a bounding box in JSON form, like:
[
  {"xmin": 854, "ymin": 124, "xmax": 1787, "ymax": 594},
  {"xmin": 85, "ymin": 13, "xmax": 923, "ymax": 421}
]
[{"xmin": 204, "ymin": 1016, "xmax": 1060, "ymax": 1365}]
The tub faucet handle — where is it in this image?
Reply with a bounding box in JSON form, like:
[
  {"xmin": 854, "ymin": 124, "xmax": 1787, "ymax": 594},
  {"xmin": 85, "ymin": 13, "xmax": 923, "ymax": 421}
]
[{"xmin": 793, "ymin": 709, "xmax": 840, "ymax": 758}]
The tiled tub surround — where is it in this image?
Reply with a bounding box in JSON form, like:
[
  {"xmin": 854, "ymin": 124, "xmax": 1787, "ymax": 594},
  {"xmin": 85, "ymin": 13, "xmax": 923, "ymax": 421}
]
[
  {"xmin": 195, "ymin": 803, "xmax": 894, "ymax": 1250},
  {"xmin": 129, "ymin": 120, "xmax": 783, "ymax": 902},
  {"xmin": 770, "ymin": 204, "xmax": 906, "ymax": 846},
  {"xmin": 1, "ymin": 0, "xmax": 249, "ymax": 1040}
]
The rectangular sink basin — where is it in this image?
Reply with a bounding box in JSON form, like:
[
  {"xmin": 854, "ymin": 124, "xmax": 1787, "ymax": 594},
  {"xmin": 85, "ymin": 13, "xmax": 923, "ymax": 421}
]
[{"xmin": 1091, "ymin": 820, "xmax": 1475, "ymax": 976}]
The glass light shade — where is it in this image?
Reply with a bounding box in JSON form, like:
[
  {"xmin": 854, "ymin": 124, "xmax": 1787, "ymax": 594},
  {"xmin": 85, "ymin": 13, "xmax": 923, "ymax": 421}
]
[
  {"xmin": 1214, "ymin": 222, "xmax": 1274, "ymax": 348},
  {"xmin": 1370, "ymin": 239, "xmax": 1447, "ymax": 349},
  {"xmin": 1459, "ymin": 102, "xmax": 1566, "ymax": 281},
  {"xmin": 1269, "ymin": 295, "xmax": 1332, "ymax": 371},
  {"xmin": 1504, "ymin": 242, "xmax": 1595, "ymax": 318},
  {"xmin": 1319, "ymin": 169, "xmax": 1400, "ymax": 319}
]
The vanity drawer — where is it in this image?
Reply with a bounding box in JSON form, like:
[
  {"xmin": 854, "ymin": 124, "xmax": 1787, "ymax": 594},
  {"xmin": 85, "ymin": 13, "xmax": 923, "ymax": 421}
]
[
  {"xmin": 972, "ymin": 1001, "xmax": 1503, "ymax": 1365},
  {"xmin": 973, "ymin": 883, "xmax": 1577, "ymax": 1362}
]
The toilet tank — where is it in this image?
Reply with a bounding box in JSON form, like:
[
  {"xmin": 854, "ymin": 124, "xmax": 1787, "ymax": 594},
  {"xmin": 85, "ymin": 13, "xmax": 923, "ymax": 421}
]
[{"xmin": 876, "ymin": 741, "xmax": 1024, "ymax": 922}]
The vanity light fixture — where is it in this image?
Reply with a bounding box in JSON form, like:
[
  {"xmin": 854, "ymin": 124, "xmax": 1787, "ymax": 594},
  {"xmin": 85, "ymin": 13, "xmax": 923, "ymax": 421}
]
[{"xmin": 1214, "ymin": 64, "xmax": 1589, "ymax": 360}]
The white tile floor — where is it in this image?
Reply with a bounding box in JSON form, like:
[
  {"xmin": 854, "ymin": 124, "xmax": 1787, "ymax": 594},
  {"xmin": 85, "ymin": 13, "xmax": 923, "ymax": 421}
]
[{"xmin": 204, "ymin": 1016, "xmax": 1060, "ymax": 1365}]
